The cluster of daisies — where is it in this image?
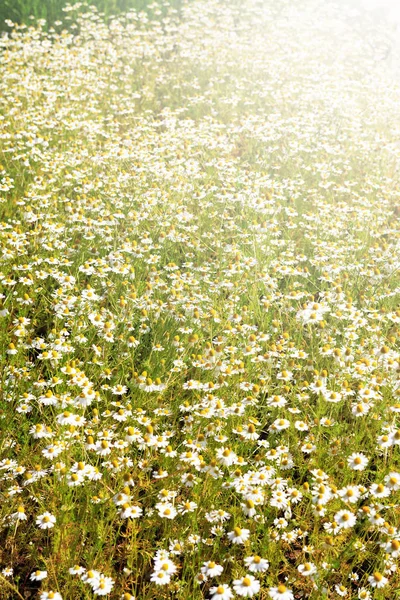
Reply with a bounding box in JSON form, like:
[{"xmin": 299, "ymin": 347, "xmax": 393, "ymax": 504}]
[{"xmin": 0, "ymin": 0, "xmax": 399, "ymax": 598}]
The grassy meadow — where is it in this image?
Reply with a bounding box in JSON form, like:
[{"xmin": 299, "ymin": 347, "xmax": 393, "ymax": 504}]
[
  {"xmin": 0, "ymin": 0, "xmax": 399, "ymax": 598},
  {"xmin": 0, "ymin": 0, "xmax": 185, "ymax": 33}
]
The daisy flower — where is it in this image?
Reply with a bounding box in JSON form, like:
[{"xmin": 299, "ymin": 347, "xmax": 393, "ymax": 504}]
[
  {"xmin": 14, "ymin": 505, "xmax": 27, "ymax": 521},
  {"xmin": 268, "ymin": 584, "xmax": 294, "ymax": 600},
  {"xmin": 358, "ymin": 589, "xmax": 371, "ymax": 599},
  {"xmin": 369, "ymin": 483, "xmax": 390, "ymax": 498},
  {"xmin": 201, "ymin": 561, "xmax": 224, "ymax": 578},
  {"xmin": 233, "ymin": 574, "xmax": 260, "ymax": 597},
  {"xmin": 156, "ymin": 502, "xmax": 177, "ymax": 519},
  {"xmin": 30, "ymin": 570, "xmax": 48, "ymax": 581},
  {"xmin": 334, "ymin": 510, "xmax": 356, "ymax": 529},
  {"xmin": 92, "ymin": 575, "xmax": 115, "ymax": 596},
  {"xmin": 335, "ymin": 584, "xmax": 348, "ymax": 597},
  {"xmin": 209, "ymin": 584, "xmax": 234, "ymax": 600},
  {"xmin": 297, "ymin": 562, "xmax": 317, "ymax": 576},
  {"xmin": 347, "ymin": 453, "xmax": 369, "ymax": 471},
  {"xmin": 153, "ymin": 559, "xmax": 177, "ymax": 576},
  {"xmin": 381, "ymin": 539, "xmax": 400, "ymax": 557},
  {"xmin": 69, "ymin": 565, "xmax": 86, "ymax": 575},
  {"xmin": 36, "ymin": 512, "xmax": 56, "ymax": 529},
  {"xmin": 227, "ymin": 527, "xmax": 250, "ymax": 544},
  {"xmin": 119, "ymin": 504, "xmax": 142, "ymax": 519},
  {"xmin": 150, "ymin": 570, "xmax": 171, "ymax": 585},
  {"xmin": 368, "ymin": 572, "xmax": 388, "ymax": 588},
  {"xmin": 244, "ymin": 556, "xmax": 269, "ymax": 573},
  {"xmin": 216, "ymin": 447, "xmax": 238, "ymax": 466},
  {"xmin": 385, "ymin": 472, "xmax": 400, "ymax": 491}
]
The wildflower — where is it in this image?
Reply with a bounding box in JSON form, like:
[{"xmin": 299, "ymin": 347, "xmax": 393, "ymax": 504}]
[
  {"xmin": 42, "ymin": 444, "xmax": 63, "ymax": 459},
  {"xmin": 334, "ymin": 510, "xmax": 356, "ymax": 529},
  {"xmin": 377, "ymin": 434, "xmax": 392, "ymax": 449},
  {"xmin": 201, "ymin": 561, "xmax": 224, "ymax": 578},
  {"xmin": 233, "ymin": 574, "xmax": 260, "ymax": 597},
  {"xmin": 169, "ymin": 540, "xmax": 184, "ymax": 555},
  {"xmin": 67, "ymin": 472, "xmax": 84, "ymax": 487},
  {"xmin": 347, "ymin": 453, "xmax": 369, "ymax": 471},
  {"xmin": 209, "ymin": 584, "xmax": 234, "ymax": 600},
  {"xmin": 385, "ymin": 472, "xmax": 400, "ymax": 491},
  {"xmin": 241, "ymin": 499, "xmax": 257, "ymax": 517},
  {"xmin": 13, "ymin": 505, "xmax": 27, "ymax": 521},
  {"xmin": 298, "ymin": 562, "xmax": 317, "ymax": 576},
  {"xmin": 119, "ymin": 504, "xmax": 142, "ymax": 519},
  {"xmin": 335, "ymin": 584, "xmax": 348, "ymax": 596},
  {"xmin": 69, "ymin": 565, "xmax": 86, "ymax": 575},
  {"xmin": 178, "ymin": 501, "xmax": 198, "ymax": 514},
  {"xmin": 351, "ymin": 402, "xmax": 371, "ymax": 417},
  {"xmin": 36, "ymin": 512, "xmax": 56, "ymax": 529},
  {"xmin": 81, "ymin": 569, "xmax": 100, "ymax": 586},
  {"xmin": 294, "ymin": 420, "xmax": 309, "ymax": 431},
  {"xmin": 92, "ymin": 575, "xmax": 115, "ymax": 595},
  {"xmin": 382, "ymin": 539, "xmax": 400, "ymax": 557},
  {"xmin": 30, "ymin": 570, "xmax": 48, "ymax": 581},
  {"xmin": 368, "ymin": 572, "xmax": 388, "ymax": 588},
  {"xmin": 369, "ymin": 483, "xmax": 390, "ymax": 498},
  {"xmin": 338, "ymin": 485, "xmax": 361, "ymax": 504},
  {"xmin": 153, "ymin": 558, "xmax": 177, "ymax": 576},
  {"xmin": 270, "ymin": 418, "xmax": 290, "ymax": 432},
  {"xmin": 156, "ymin": 502, "xmax": 177, "ymax": 519},
  {"xmin": 216, "ymin": 447, "xmax": 238, "ymax": 466},
  {"xmin": 150, "ymin": 570, "xmax": 171, "ymax": 585},
  {"xmin": 270, "ymin": 490, "xmax": 289, "ymax": 509},
  {"xmin": 111, "ymin": 384, "xmax": 127, "ymax": 395},
  {"xmin": 268, "ymin": 585, "xmax": 294, "ymax": 600},
  {"xmin": 244, "ymin": 556, "xmax": 269, "ymax": 573},
  {"xmin": 227, "ymin": 527, "xmax": 250, "ymax": 544}
]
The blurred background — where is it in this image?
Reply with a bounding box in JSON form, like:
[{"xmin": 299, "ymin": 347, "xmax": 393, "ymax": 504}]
[
  {"xmin": 0, "ymin": 0, "xmax": 186, "ymax": 32},
  {"xmin": 1, "ymin": 0, "xmax": 400, "ymax": 33},
  {"xmin": 0, "ymin": 0, "xmax": 399, "ymax": 73}
]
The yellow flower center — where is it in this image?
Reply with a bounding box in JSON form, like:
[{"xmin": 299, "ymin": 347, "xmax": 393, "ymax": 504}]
[{"xmin": 277, "ymin": 585, "xmax": 287, "ymax": 593}]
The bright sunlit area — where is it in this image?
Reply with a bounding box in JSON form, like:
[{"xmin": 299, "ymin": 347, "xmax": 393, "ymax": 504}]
[
  {"xmin": 359, "ymin": 0, "xmax": 400, "ymax": 21},
  {"xmin": 0, "ymin": 1, "xmax": 399, "ymax": 599}
]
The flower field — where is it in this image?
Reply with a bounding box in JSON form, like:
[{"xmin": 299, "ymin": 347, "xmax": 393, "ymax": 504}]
[{"xmin": 0, "ymin": 0, "xmax": 399, "ymax": 598}]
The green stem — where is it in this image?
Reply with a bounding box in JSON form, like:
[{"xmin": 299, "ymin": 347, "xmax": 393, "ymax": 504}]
[{"xmin": 0, "ymin": 574, "xmax": 25, "ymax": 600}]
